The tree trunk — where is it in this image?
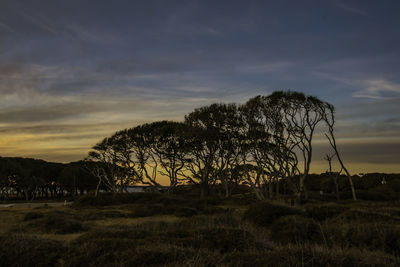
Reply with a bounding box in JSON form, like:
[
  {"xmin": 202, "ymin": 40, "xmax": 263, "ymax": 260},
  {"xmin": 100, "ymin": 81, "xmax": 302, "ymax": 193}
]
[
  {"xmin": 200, "ymin": 182, "xmax": 209, "ymax": 199},
  {"xmin": 276, "ymin": 178, "xmax": 280, "ymax": 198},
  {"xmin": 268, "ymin": 181, "xmax": 273, "ymax": 199},
  {"xmin": 327, "ymin": 133, "xmax": 357, "ymax": 201},
  {"xmin": 95, "ymin": 179, "xmax": 101, "ymax": 197}
]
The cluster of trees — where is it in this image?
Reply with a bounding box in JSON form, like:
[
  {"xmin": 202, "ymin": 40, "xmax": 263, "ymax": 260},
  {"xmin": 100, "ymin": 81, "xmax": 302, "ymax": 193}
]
[
  {"xmin": 87, "ymin": 91, "xmax": 356, "ymax": 201},
  {"xmin": 0, "ymin": 158, "xmax": 97, "ymax": 201}
]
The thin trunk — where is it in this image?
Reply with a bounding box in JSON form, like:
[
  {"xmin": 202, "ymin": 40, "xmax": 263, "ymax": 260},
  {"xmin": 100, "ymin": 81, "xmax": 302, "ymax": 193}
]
[
  {"xmin": 276, "ymin": 178, "xmax": 280, "ymax": 197},
  {"xmin": 95, "ymin": 179, "xmax": 101, "ymax": 197},
  {"xmin": 268, "ymin": 180, "xmax": 273, "ymax": 199},
  {"xmin": 326, "ymin": 133, "xmax": 357, "ymax": 201}
]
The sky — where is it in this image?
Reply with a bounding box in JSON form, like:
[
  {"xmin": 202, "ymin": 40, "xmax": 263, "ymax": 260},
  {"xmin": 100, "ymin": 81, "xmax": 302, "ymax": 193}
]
[{"xmin": 0, "ymin": 0, "xmax": 399, "ymax": 173}]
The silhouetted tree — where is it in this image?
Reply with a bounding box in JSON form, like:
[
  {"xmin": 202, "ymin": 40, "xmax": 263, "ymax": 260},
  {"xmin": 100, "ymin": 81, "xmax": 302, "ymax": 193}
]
[
  {"xmin": 182, "ymin": 108, "xmax": 218, "ymax": 198},
  {"xmin": 324, "ymin": 153, "xmax": 341, "ymax": 201},
  {"xmin": 144, "ymin": 121, "xmax": 189, "ymax": 192},
  {"xmin": 321, "ymin": 103, "xmax": 357, "ymax": 200},
  {"xmin": 189, "ymin": 103, "xmax": 244, "ymax": 197},
  {"xmin": 87, "ymin": 136, "xmax": 128, "ymax": 195}
]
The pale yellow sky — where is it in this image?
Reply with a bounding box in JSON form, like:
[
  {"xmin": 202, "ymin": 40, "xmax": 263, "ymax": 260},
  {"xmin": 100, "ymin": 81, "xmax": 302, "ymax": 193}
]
[{"xmin": 1, "ymin": 125, "xmax": 399, "ymax": 174}]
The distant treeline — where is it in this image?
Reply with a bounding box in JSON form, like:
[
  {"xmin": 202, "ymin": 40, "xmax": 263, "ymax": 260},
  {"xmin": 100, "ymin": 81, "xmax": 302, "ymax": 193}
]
[
  {"xmin": 0, "ymin": 157, "xmax": 97, "ymax": 201},
  {"xmin": 0, "ymin": 156, "xmax": 399, "ymax": 202}
]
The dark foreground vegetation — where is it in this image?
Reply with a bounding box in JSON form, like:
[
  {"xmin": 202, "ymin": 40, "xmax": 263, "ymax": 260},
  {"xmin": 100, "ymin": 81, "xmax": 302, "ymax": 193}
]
[{"xmin": 1, "ymin": 192, "xmax": 399, "ymax": 266}]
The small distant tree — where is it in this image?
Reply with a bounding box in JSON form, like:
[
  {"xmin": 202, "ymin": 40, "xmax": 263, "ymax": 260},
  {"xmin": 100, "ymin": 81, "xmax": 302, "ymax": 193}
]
[
  {"xmin": 324, "ymin": 153, "xmax": 341, "ymax": 201},
  {"xmin": 321, "ymin": 103, "xmax": 357, "ymax": 200}
]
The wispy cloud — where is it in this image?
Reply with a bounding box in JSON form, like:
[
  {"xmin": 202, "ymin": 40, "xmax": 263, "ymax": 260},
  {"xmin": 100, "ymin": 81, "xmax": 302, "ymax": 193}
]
[
  {"xmin": 20, "ymin": 11, "xmax": 59, "ymax": 35},
  {"xmin": 0, "ymin": 21, "xmax": 16, "ymax": 33},
  {"xmin": 353, "ymin": 79, "xmax": 400, "ymax": 99},
  {"xmin": 335, "ymin": 2, "xmax": 368, "ymax": 16},
  {"xmin": 236, "ymin": 62, "xmax": 294, "ymax": 74}
]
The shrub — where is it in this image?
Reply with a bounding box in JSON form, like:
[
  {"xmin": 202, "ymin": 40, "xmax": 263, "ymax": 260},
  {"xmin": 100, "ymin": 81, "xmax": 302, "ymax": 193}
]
[
  {"xmin": 123, "ymin": 249, "xmax": 183, "ymax": 266},
  {"xmin": 173, "ymin": 207, "xmax": 198, "ymax": 217},
  {"xmin": 193, "ymin": 228, "xmax": 258, "ymax": 252},
  {"xmin": 131, "ymin": 204, "xmax": 166, "ymax": 217},
  {"xmin": 0, "ymin": 234, "xmax": 63, "ymax": 267},
  {"xmin": 23, "ymin": 211, "xmax": 44, "ymax": 221},
  {"xmin": 24, "ymin": 212, "xmax": 88, "ymax": 234},
  {"xmin": 78, "ymin": 210, "xmax": 128, "ymax": 220},
  {"xmin": 223, "ymin": 244, "xmax": 400, "ymax": 266},
  {"xmin": 66, "ymin": 238, "xmax": 138, "ymax": 266},
  {"xmin": 223, "ymin": 194, "xmax": 257, "ymax": 205},
  {"xmin": 336, "ymin": 209, "xmax": 400, "ymax": 223},
  {"xmin": 67, "ymin": 232, "xmax": 195, "ymax": 266},
  {"xmin": 243, "ymin": 201, "xmax": 303, "ymax": 226},
  {"xmin": 323, "ymin": 222, "xmax": 400, "ymax": 254},
  {"xmin": 270, "ymin": 215, "xmax": 322, "ymax": 244},
  {"xmin": 305, "ymin": 205, "xmax": 349, "ymax": 221},
  {"xmin": 76, "ymin": 228, "xmax": 150, "ymax": 242},
  {"xmin": 341, "ymin": 190, "xmax": 399, "ymax": 201},
  {"xmin": 387, "ymin": 178, "xmax": 400, "ymax": 192},
  {"xmin": 176, "ymin": 212, "xmax": 240, "ymax": 230}
]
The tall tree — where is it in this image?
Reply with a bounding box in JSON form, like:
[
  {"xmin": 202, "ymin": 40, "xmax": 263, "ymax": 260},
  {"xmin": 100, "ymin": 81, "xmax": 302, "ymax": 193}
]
[{"xmin": 145, "ymin": 121, "xmax": 189, "ymax": 192}]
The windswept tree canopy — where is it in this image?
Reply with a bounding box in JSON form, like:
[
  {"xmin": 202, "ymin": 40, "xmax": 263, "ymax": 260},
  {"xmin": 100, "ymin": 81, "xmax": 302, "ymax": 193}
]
[{"xmin": 86, "ymin": 91, "xmax": 354, "ymax": 200}]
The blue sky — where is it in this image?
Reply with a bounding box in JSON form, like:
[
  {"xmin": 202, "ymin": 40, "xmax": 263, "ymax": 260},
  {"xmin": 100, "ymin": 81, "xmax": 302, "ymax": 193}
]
[{"xmin": 0, "ymin": 0, "xmax": 399, "ymax": 172}]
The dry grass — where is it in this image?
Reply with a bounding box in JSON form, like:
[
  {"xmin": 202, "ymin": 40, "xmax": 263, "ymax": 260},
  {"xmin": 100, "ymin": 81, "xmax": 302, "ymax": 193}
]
[
  {"xmin": 93, "ymin": 215, "xmax": 180, "ymax": 227},
  {"xmin": 0, "ymin": 197, "xmax": 399, "ymax": 266}
]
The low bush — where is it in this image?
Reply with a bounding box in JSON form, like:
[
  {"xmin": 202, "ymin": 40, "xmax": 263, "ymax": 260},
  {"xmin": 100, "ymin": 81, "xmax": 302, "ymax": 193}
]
[
  {"xmin": 195, "ymin": 228, "xmax": 258, "ymax": 252},
  {"xmin": 270, "ymin": 215, "xmax": 322, "ymax": 244},
  {"xmin": 123, "ymin": 248, "xmax": 189, "ymax": 266},
  {"xmin": 131, "ymin": 204, "xmax": 166, "ymax": 217},
  {"xmin": 305, "ymin": 204, "xmax": 349, "ymax": 221},
  {"xmin": 76, "ymin": 227, "xmax": 150, "ymax": 242},
  {"xmin": 79, "ymin": 210, "xmax": 128, "ymax": 220},
  {"xmin": 323, "ymin": 222, "xmax": 400, "ymax": 254},
  {"xmin": 24, "ymin": 211, "xmax": 88, "ymax": 234},
  {"xmin": 175, "ymin": 212, "xmax": 240, "ymax": 230},
  {"xmin": 223, "ymin": 245, "xmax": 400, "ymax": 267},
  {"xmin": 66, "ymin": 238, "xmax": 139, "ymax": 266},
  {"xmin": 340, "ymin": 190, "xmax": 399, "ymax": 201},
  {"xmin": 336, "ymin": 209, "xmax": 400, "ymax": 223},
  {"xmin": 243, "ymin": 201, "xmax": 303, "ymax": 226},
  {"xmin": 0, "ymin": 234, "xmax": 63, "ymax": 267},
  {"xmin": 23, "ymin": 211, "xmax": 44, "ymax": 221},
  {"xmin": 173, "ymin": 207, "xmax": 198, "ymax": 217}
]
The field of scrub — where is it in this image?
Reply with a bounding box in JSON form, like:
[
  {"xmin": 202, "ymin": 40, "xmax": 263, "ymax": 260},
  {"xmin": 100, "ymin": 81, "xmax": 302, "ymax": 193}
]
[{"xmin": 1, "ymin": 193, "xmax": 399, "ymax": 267}]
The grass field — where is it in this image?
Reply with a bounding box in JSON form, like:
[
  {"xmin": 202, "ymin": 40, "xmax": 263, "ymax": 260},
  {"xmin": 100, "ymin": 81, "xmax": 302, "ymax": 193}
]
[{"xmin": 1, "ymin": 193, "xmax": 399, "ymax": 266}]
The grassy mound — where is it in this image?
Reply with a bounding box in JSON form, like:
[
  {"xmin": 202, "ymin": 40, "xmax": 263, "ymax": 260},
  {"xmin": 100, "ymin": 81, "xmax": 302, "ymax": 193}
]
[
  {"xmin": 0, "ymin": 234, "xmax": 63, "ymax": 267},
  {"xmin": 223, "ymin": 245, "xmax": 400, "ymax": 267},
  {"xmin": 305, "ymin": 204, "xmax": 349, "ymax": 221},
  {"xmin": 243, "ymin": 201, "xmax": 302, "ymax": 226},
  {"xmin": 270, "ymin": 215, "xmax": 322, "ymax": 244},
  {"xmin": 323, "ymin": 222, "xmax": 400, "ymax": 254},
  {"xmin": 21, "ymin": 211, "xmax": 88, "ymax": 234}
]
